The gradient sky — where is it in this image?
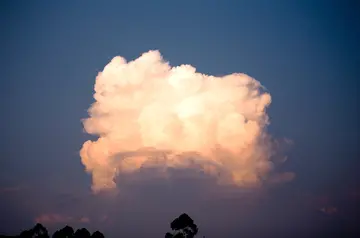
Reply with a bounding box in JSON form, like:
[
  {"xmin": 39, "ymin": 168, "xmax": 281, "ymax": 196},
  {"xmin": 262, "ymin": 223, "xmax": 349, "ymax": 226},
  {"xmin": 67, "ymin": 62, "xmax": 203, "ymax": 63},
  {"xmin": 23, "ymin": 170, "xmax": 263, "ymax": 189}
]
[{"xmin": 1, "ymin": 1, "xmax": 359, "ymax": 238}]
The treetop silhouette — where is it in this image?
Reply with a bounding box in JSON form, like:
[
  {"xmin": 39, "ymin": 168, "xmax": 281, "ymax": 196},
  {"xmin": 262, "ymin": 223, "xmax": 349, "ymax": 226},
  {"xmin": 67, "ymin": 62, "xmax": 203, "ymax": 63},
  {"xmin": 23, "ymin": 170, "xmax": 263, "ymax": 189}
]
[
  {"xmin": 18, "ymin": 224, "xmax": 104, "ymax": 238},
  {"xmin": 20, "ymin": 223, "xmax": 48, "ymax": 238},
  {"xmin": 10, "ymin": 213, "xmax": 199, "ymax": 238},
  {"xmin": 165, "ymin": 213, "xmax": 199, "ymax": 238}
]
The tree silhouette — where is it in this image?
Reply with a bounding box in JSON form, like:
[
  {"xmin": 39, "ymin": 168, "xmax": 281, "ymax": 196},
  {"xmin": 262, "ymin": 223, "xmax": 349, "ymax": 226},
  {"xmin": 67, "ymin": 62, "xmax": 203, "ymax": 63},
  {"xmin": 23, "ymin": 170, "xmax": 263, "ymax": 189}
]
[
  {"xmin": 53, "ymin": 225, "xmax": 74, "ymax": 238},
  {"xmin": 18, "ymin": 225, "xmax": 103, "ymax": 238},
  {"xmin": 91, "ymin": 231, "xmax": 104, "ymax": 238},
  {"xmin": 33, "ymin": 223, "xmax": 49, "ymax": 238},
  {"xmin": 90, "ymin": 231, "xmax": 104, "ymax": 238},
  {"xmin": 52, "ymin": 231, "xmax": 62, "ymax": 238},
  {"xmin": 165, "ymin": 213, "xmax": 198, "ymax": 238},
  {"xmin": 19, "ymin": 230, "xmax": 32, "ymax": 238},
  {"xmin": 19, "ymin": 223, "xmax": 49, "ymax": 238},
  {"xmin": 74, "ymin": 228, "xmax": 91, "ymax": 238}
]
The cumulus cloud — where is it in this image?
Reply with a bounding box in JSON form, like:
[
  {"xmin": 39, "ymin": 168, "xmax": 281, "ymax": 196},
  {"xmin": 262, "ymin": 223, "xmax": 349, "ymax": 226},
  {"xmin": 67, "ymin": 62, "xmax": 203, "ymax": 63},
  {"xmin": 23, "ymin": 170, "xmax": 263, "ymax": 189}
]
[{"xmin": 80, "ymin": 50, "xmax": 292, "ymax": 192}]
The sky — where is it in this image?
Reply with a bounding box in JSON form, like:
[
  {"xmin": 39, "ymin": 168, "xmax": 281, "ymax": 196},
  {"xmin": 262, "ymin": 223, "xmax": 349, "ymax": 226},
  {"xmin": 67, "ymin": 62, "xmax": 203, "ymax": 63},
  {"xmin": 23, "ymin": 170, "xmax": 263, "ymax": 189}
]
[{"xmin": 1, "ymin": 1, "xmax": 359, "ymax": 238}]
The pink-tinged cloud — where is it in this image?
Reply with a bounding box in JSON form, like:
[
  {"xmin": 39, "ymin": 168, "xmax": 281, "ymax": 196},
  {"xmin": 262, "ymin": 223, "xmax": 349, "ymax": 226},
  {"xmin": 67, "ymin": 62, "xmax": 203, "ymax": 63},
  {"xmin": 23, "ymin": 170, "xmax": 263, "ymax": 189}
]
[
  {"xmin": 79, "ymin": 217, "xmax": 90, "ymax": 223},
  {"xmin": 35, "ymin": 214, "xmax": 90, "ymax": 224},
  {"xmin": 349, "ymin": 188, "xmax": 360, "ymax": 201},
  {"xmin": 99, "ymin": 215, "xmax": 108, "ymax": 222},
  {"xmin": 80, "ymin": 50, "xmax": 293, "ymax": 193},
  {"xmin": 306, "ymin": 194, "xmax": 339, "ymax": 216},
  {"xmin": 35, "ymin": 214, "xmax": 72, "ymax": 224},
  {"xmin": 319, "ymin": 206, "xmax": 338, "ymax": 215},
  {"xmin": 0, "ymin": 186, "xmax": 23, "ymax": 193},
  {"xmin": 313, "ymin": 195, "xmax": 331, "ymax": 207}
]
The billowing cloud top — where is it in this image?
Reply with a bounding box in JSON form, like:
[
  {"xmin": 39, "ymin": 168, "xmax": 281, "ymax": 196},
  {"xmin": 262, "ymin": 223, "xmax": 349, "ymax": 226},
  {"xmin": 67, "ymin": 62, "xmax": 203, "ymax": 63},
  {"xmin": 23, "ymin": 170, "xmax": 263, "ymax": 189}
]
[{"xmin": 80, "ymin": 50, "xmax": 287, "ymax": 193}]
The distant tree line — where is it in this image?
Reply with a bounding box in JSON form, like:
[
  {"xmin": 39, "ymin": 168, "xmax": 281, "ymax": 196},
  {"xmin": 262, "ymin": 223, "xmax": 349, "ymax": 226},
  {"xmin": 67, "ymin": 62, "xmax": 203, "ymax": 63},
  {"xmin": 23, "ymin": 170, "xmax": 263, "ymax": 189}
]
[
  {"xmin": 4, "ymin": 213, "xmax": 199, "ymax": 238},
  {"xmin": 18, "ymin": 223, "xmax": 104, "ymax": 238}
]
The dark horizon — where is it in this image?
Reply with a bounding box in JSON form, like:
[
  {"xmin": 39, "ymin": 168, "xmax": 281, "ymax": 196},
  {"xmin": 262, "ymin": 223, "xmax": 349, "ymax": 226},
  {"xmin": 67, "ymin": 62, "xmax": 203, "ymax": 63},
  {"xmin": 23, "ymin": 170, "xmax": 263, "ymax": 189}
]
[{"xmin": 1, "ymin": 1, "xmax": 359, "ymax": 238}]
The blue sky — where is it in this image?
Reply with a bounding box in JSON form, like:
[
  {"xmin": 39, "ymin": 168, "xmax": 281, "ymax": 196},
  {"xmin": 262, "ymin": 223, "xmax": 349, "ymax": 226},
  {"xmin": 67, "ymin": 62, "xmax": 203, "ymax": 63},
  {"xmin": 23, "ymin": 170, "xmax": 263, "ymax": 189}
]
[{"xmin": 1, "ymin": 1, "xmax": 359, "ymax": 237}]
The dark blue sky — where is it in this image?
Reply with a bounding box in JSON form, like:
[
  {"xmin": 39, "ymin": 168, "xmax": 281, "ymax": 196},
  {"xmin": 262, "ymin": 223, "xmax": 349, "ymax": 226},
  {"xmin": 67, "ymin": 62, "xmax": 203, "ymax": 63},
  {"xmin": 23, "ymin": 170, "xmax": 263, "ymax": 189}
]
[{"xmin": 1, "ymin": 1, "xmax": 359, "ymax": 238}]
